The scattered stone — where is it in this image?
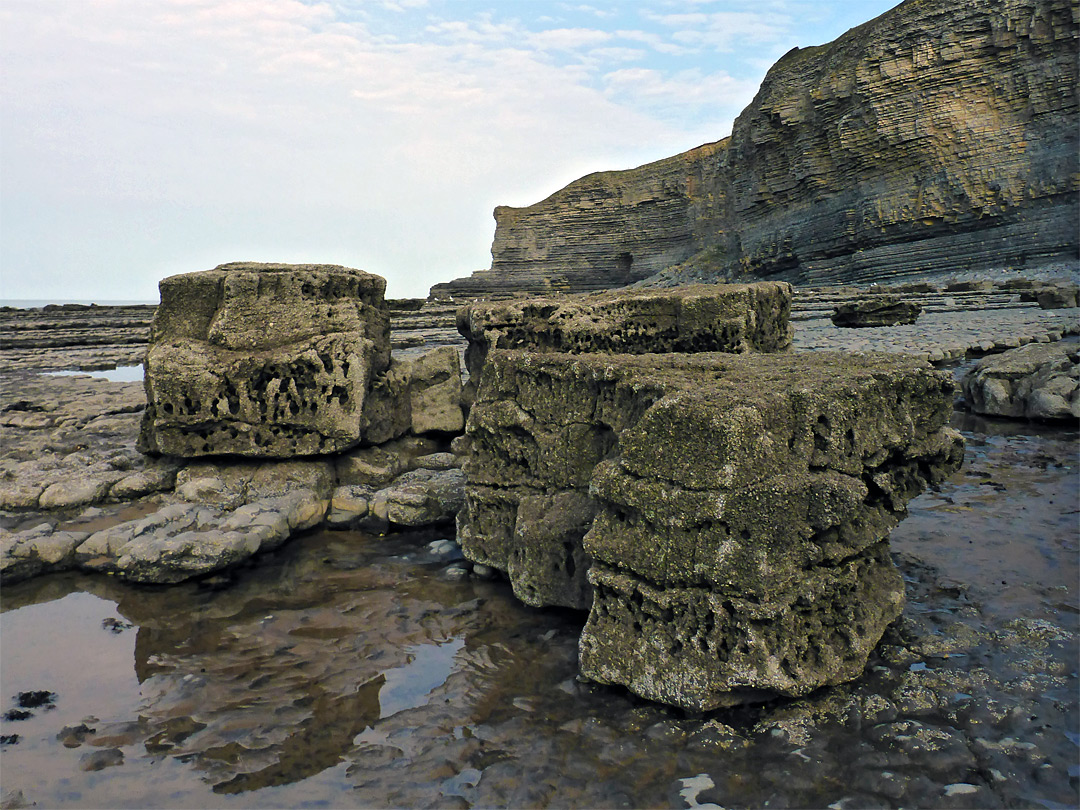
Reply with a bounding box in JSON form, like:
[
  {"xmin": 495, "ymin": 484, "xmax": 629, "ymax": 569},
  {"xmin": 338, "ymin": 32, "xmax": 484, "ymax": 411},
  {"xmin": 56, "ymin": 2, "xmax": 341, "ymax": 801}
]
[
  {"xmin": 362, "ymin": 346, "xmax": 465, "ymax": 443},
  {"xmin": 441, "ymin": 564, "xmax": 470, "ymax": 582},
  {"xmin": 16, "ymin": 690, "xmax": 56, "ymax": 709},
  {"xmin": 2, "ymin": 710, "xmax": 31, "ymax": 721},
  {"xmin": 0, "ymin": 525, "xmax": 88, "ymax": 583},
  {"xmin": 943, "ymin": 783, "xmax": 980, "ymax": 796},
  {"xmin": 102, "ymin": 618, "xmax": 134, "ymax": 633},
  {"xmin": 413, "ymin": 452, "xmax": 460, "ymax": 471},
  {"xmin": 372, "ymin": 468, "xmax": 465, "ymax": 528},
  {"xmin": 65, "ymin": 488, "xmax": 329, "ymax": 584},
  {"xmin": 962, "ymin": 342, "xmax": 1079, "ymax": 421},
  {"xmin": 79, "ymin": 747, "xmax": 124, "ymax": 771},
  {"xmin": 334, "ymin": 444, "xmax": 409, "ymax": 488},
  {"xmin": 831, "ymin": 296, "xmax": 922, "ymax": 327},
  {"xmin": 139, "ymin": 262, "xmax": 391, "ymax": 457},
  {"xmin": 327, "ymin": 484, "xmax": 375, "ymax": 528},
  {"xmin": 1020, "ymin": 282, "xmax": 1079, "ymax": 309},
  {"xmin": 57, "ymin": 723, "xmax": 97, "ymax": 748}
]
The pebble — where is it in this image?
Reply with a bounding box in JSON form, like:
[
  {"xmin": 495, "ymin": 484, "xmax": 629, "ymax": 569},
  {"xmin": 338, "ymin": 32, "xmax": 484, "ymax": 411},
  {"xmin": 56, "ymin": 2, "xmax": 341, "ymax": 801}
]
[
  {"xmin": 943, "ymin": 783, "xmax": 979, "ymax": 796},
  {"xmin": 428, "ymin": 539, "xmax": 458, "ymax": 556},
  {"xmin": 79, "ymin": 747, "xmax": 124, "ymax": 771},
  {"xmin": 442, "ymin": 564, "xmax": 469, "ymax": 582}
]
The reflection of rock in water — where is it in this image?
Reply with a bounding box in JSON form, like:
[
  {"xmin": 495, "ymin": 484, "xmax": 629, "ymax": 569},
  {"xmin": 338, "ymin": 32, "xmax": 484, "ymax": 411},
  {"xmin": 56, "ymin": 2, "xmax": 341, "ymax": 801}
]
[
  {"xmin": 117, "ymin": 533, "xmax": 467, "ymax": 792},
  {"xmin": 212, "ymin": 673, "xmax": 385, "ymax": 794}
]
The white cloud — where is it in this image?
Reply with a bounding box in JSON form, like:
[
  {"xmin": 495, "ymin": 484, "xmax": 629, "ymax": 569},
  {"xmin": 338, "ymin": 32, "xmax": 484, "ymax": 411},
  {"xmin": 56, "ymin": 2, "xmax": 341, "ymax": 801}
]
[
  {"xmin": 0, "ymin": 0, "xmax": 899, "ymax": 301},
  {"xmin": 529, "ymin": 27, "xmax": 612, "ymax": 51},
  {"xmin": 648, "ymin": 8, "xmax": 792, "ymax": 52},
  {"xmin": 564, "ymin": 4, "xmax": 616, "ymax": 18},
  {"xmin": 602, "ymin": 66, "xmax": 760, "ymax": 134},
  {"xmin": 0, "ymin": 0, "xmax": 687, "ymax": 299}
]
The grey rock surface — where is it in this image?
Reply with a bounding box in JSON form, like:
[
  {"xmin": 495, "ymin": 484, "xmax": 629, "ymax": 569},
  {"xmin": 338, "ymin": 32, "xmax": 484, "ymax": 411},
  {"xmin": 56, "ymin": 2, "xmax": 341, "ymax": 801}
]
[
  {"xmin": 0, "ymin": 376, "xmax": 179, "ymax": 512},
  {"xmin": 434, "ymin": 0, "xmax": 1077, "ymax": 297},
  {"xmin": 962, "ymin": 342, "xmax": 1080, "ymax": 421}
]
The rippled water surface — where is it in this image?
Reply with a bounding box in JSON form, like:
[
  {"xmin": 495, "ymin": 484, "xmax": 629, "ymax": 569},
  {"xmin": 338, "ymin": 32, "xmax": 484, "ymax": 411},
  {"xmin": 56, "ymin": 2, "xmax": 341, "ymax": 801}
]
[{"xmin": 2, "ymin": 414, "xmax": 1077, "ymax": 809}]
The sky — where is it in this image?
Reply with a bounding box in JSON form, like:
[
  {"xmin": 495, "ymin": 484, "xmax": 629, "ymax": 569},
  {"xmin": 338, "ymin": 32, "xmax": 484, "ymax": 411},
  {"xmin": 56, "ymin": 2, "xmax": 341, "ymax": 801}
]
[{"xmin": 0, "ymin": 0, "xmax": 900, "ymax": 303}]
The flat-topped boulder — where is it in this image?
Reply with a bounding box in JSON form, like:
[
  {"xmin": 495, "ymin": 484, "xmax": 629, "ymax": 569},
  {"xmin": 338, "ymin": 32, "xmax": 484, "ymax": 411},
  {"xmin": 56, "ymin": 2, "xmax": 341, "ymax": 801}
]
[
  {"xmin": 139, "ymin": 263, "xmax": 391, "ymax": 458},
  {"xmin": 457, "ymin": 282, "xmax": 792, "ymax": 400},
  {"xmin": 457, "ymin": 349, "xmax": 963, "ymax": 708},
  {"xmin": 831, "ymin": 295, "xmax": 922, "ymax": 328}
]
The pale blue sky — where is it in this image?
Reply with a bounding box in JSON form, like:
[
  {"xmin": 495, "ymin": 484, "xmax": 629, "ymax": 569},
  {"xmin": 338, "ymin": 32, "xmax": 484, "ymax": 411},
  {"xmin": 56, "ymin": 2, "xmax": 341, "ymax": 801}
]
[{"xmin": 0, "ymin": 0, "xmax": 899, "ymax": 301}]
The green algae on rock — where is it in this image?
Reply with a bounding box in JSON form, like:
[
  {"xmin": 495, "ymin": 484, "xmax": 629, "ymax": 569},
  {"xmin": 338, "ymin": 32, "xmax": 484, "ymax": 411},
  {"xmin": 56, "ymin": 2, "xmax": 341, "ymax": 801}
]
[
  {"xmin": 139, "ymin": 263, "xmax": 391, "ymax": 458},
  {"xmin": 457, "ymin": 350, "xmax": 963, "ymax": 708},
  {"xmin": 456, "ymin": 281, "xmax": 793, "ymax": 404}
]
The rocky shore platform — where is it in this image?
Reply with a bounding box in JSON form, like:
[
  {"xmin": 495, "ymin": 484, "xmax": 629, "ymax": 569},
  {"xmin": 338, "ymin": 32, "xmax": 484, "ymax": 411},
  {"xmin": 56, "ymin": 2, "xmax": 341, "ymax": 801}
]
[
  {"xmin": 3, "ymin": 276, "xmax": 1075, "ymax": 588},
  {"xmin": 5, "ymin": 278, "xmax": 1075, "ymax": 376},
  {"xmin": 0, "ymin": 271, "xmax": 1077, "ymax": 809}
]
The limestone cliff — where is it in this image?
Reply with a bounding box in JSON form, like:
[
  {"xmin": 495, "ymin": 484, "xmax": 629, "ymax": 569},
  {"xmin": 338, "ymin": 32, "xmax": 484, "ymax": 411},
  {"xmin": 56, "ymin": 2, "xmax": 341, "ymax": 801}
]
[{"xmin": 431, "ymin": 0, "xmax": 1078, "ymax": 298}]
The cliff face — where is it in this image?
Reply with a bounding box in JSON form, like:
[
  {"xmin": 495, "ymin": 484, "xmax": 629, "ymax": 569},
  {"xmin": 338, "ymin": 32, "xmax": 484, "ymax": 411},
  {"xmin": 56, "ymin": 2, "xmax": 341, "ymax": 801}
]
[
  {"xmin": 431, "ymin": 141, "xmax": 727, "ymax": 299},
  {"xmin": 431, "ymin": 0, "xmax": 1078, "ymax": 298}
]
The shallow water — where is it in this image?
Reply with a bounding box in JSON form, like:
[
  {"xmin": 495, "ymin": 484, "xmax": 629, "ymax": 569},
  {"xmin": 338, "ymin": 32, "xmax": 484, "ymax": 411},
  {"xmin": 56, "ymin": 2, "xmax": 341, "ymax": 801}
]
[
  {"xmin": 46, "ymin": 365, "xmax": 145, "ymax": 383},
  {"xmin": 2, "ymin": 414, "xmax": 1077, "ymax": 810}
]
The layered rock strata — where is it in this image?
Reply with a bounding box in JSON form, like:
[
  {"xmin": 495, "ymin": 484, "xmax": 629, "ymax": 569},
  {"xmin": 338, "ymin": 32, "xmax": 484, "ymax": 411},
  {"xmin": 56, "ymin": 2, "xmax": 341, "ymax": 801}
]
[
  {"xmin": 140, "ymin": 263, "xmax": 391, "ymax": 457},
  {"xmin": 458, "ymin": 350, "xmax": 963, "ymax": 708},
  {"xmin": 434, "ymin": 0, "xmax": 1077, "ymax": 298},
  {"xmin": 962, "ymin": 342, "xmax": 1080, "ymax": 420},
  {"xmin": 457, "ymin": 282, "xmax": 792, "ymax": 401}
]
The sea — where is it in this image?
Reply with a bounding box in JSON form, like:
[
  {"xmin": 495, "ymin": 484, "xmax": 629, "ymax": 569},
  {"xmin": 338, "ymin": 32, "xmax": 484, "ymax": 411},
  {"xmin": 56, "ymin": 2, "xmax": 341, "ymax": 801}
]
[{"xmin": 1, "ymin": 300, "xmax": 157, "ymax": 309}]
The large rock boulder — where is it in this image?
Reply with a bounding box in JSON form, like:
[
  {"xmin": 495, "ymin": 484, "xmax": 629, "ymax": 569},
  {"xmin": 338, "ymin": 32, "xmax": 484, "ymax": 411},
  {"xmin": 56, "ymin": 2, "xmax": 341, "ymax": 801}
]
[
  {"xmin": 457, "ymin": 282, "xmax": 792, "ymax": 401},
  {"xmin": 831, "ymin": 296, "xmax": 922, "ymax": 328},
  {"xmin": 457, "ymin": 349, "xmax": 963, "ymax": 708},
  {"xmin": 962, "ymin": 342, "xmax": 1079, "ymax": 421},
  {"xmin": 139, "ymin": 263, "xmax": 390, "ymax": 458}
]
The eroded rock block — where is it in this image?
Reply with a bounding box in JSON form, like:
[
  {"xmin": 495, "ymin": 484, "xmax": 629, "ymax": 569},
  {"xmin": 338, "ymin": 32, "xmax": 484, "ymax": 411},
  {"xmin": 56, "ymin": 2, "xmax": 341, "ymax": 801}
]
[
  {"xmin": 362, "ymin": 346, "xmax": 464, "ymax": 444},
  {"xmin": 457, "ymin": 282, "xmax": 793, "ymax": 401},
  {"xmin": 831, "ymin": 296, "xmax": 922, "ymax": 327},
  {"xmin": 962, "ymin": 342, "xmax": 1079, "ymax": 421},
  {"xmin": 457, "ymin": 349, "xmax": 963, "ymax": 707},
  {"xmin": 139, "ymin": 263, "xmax": 390, "ymax": 457},
  {"xmin": 581, "ymin": 544, "xmax": 904, "ymax": 710},
  {"xmin": 457, "ymin": 352, "xmax": 667, "ymax": 608},
  {"xmin": 1020, "ymin": 282, "xmax": 1080, "ymax": 310}
]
